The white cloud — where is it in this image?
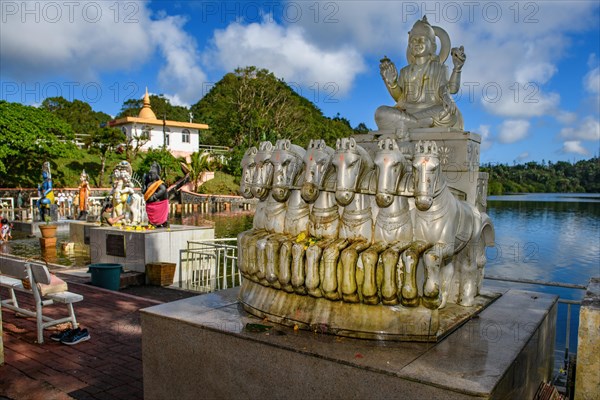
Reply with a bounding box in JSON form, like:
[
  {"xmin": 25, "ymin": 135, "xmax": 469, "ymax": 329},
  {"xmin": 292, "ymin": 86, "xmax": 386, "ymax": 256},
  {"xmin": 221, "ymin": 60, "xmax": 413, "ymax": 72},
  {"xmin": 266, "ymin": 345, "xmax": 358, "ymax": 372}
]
[
  {"xmin": 561, "ymin": 141, "xmax": 589, "ymax": 156},
  {"xmin": 289, "ymin": 1, "xmax": 598, "ymax": 119},
  {"xmin": 0, "ymin": 1, "xmax": 207, "ymax": 105},
  {"xmin": 149, "ymin": 16, "xmax": 207, "ymax": 104},
  {"xmin": 556, "ymin": 111, "xmax": 578, "ymax": 125},
  {"xmin": 584, "ymin": 66, "xmax": 600, "ymax": 94},
  {"xmin": 477, "ymin": 124, "xmax": 493, "ymax": 151},
  {"xmin": 515, "ymin": 63, "xmax": 557, "ymax": 85},
  {"xmin": 516, "ymin": 152, "xmax": 530, "ymax": 162},
  {"xmin": 205, "ymin": 17, "xmax": 366, "ymax": 96},
  {"xmin": 0, "ymin": 1, "xmax": 154, "ymax": 80},
  {"xmin": 498, "ymin": 120, "xmax": 530, "ymax": 144},
  {"xmin": 559, "ymin": 116, "xmax": 600, "ymax": 141}
]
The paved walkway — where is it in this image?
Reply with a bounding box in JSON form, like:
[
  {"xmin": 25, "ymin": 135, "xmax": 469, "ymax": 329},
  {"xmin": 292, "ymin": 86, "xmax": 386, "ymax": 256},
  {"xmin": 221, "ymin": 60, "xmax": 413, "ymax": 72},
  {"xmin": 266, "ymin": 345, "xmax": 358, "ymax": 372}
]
[{"xmin": 0, "ymin": 278, "xmax": 171, "ymax": 400}]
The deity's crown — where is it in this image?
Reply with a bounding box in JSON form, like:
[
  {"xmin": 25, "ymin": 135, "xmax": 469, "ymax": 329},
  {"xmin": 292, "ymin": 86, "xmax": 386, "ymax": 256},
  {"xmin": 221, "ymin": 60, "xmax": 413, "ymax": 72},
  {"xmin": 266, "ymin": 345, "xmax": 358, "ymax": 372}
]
[
  {"xmin": 409, "ymin": 16, "xmax": 435, "ymax": 44},
  {"xmin": 150, "ymin": 162, "xmax": 161, "ymax": 177},
  {"xmin": 42, "ymin": 161, "xmax": 51, "ymax": 179}
]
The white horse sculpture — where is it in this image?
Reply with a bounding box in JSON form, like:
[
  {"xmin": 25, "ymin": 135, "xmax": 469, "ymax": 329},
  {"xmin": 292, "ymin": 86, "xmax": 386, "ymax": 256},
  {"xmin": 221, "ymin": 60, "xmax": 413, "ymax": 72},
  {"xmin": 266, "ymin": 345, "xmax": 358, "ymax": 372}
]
[{"xmin": 410, "ymin": 141, "xmax": 494, "ymax": 309}]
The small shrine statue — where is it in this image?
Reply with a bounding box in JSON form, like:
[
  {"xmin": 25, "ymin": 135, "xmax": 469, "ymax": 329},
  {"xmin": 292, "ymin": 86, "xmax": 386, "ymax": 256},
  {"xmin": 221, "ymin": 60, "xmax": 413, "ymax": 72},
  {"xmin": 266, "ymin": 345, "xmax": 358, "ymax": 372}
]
[
  {"xmin": 37, "ymin": 161, "xmax": 55, "ymax": 221},
  {"xmin": 143, "ymin": 162, "xmax": 169, "ymax": 228},
  {"xmin": 109, "ymin": 161, "xmax": 145, "ymax": 225},
  {"xmin": 375, "ymin": 16, "xmax": 466, "ymax": 136},
  {"xmin": 77, "ymin": 170, "xmax": 90, "ymax": 220}
]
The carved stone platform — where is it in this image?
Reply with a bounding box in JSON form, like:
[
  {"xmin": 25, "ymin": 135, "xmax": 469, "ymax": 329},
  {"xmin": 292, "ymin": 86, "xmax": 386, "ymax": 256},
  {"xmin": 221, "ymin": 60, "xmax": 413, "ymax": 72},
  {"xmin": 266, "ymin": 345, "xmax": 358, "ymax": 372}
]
[
  {"xmin": 141, "ymin": 287, "xmax": 557, "ymax": 400},
  {"xmin": 239, "ymin": 280, "xmax": 500, "ymax": 341}
]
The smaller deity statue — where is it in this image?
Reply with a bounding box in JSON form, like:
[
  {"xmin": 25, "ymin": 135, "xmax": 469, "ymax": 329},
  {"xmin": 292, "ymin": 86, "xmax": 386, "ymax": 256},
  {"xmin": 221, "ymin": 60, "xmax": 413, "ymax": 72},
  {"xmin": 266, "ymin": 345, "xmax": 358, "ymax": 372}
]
[
  {"xmin": 16, "ymin": 190, "xmax": 24, "ymax": 209},
  {"xmin": 37, "ymin": 161, "xmax": 55, "ymax": 221},
  {"xmin": 77, "ymin": 170, "xmax": 90, "ymax": 220},
  {"xmin": 109, "ymin": 161, "xmax": 145, "ymax": 225},
  {"xmin": 375, "ymin": 16, "xmax": 466, "ymax": 137},
  {"xmin": 0, "ymin": 217, "xmax": 13, "ymax": 242},
  {"xmin": 143, "ymin": 162, "xmax": 169, "ymax": 228}
]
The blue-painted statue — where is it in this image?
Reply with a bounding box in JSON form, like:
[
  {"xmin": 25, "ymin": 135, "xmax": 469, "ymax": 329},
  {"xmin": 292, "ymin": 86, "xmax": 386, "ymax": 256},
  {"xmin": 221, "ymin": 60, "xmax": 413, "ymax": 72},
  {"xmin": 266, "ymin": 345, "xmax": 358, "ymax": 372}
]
[{"xmin": 37, "ymin": 161, "xmax": 55, "ymax": 221}]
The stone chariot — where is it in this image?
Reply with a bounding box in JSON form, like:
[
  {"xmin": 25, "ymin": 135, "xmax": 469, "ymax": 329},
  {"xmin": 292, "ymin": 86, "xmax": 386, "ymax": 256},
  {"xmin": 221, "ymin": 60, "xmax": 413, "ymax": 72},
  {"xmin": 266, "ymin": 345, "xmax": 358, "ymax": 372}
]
[{"xmin": 237, "ymin": 17, "xmax": 496, "ymax": 341}]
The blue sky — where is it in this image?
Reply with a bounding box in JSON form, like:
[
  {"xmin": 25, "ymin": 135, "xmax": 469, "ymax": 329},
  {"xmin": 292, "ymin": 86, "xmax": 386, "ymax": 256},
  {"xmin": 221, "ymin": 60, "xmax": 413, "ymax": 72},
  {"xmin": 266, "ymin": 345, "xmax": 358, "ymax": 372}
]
[{"xmin": 1, "ymin": 0, "xmax": 599, "ymax": 164}]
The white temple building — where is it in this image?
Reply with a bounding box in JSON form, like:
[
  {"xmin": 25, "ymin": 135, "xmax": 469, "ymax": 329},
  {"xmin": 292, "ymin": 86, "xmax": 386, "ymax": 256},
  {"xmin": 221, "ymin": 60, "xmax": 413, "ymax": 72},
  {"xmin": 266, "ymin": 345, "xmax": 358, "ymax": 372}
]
[{"xmin": 109, "ymin": 89, "xmax": 209, "ymax": 159}]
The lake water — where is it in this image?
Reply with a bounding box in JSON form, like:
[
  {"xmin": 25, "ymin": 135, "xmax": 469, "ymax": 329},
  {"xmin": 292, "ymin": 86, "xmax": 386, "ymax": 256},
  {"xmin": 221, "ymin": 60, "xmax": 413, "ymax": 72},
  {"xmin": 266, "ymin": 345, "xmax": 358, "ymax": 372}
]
[
  {"xmin": 485, "ymin": 193, "xmax": 600, "ymax": 359},
  {"xmin": 2, "ymin": 193, "xmax": 598, "ymax": 360}
]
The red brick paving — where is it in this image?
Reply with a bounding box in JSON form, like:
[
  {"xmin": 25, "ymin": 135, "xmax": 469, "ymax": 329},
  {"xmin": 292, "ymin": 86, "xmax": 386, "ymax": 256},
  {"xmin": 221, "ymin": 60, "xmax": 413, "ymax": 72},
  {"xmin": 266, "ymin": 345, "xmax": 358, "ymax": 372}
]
[{"xmin": 1, "ymin": 280, "xmax": 162, "ymax": 400}]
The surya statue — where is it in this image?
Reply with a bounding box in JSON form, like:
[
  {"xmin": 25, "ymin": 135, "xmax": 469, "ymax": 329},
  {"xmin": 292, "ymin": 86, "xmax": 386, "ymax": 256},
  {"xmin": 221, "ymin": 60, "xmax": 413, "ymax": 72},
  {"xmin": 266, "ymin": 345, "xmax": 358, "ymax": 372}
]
[{"xmin": 375, "ymin": 16, "xmax": 466, "ymax": 137}]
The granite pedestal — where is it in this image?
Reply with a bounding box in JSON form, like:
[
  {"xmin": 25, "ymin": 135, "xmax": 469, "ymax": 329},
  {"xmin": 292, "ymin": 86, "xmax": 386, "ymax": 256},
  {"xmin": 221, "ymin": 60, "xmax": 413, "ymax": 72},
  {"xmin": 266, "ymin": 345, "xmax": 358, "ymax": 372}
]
[
  {"xmin": 141, "ymin": 287, "xmax": 557, "ymax": 400},
  {"xmin": 89, "ymin": 225, "xmax": 214, "ymax": 279}
]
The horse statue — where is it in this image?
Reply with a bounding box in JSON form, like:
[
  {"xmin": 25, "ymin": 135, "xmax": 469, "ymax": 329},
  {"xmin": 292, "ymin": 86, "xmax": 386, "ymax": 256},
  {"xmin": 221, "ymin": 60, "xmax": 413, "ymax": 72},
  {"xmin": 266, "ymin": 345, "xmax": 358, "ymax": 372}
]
[
  {"xmin": 259, "ymin": 139, "xmax": 307, "ymax": 292},
  {"xmin": 292, "ymin": 139, "xmax": 340, "ymax": 295},
  {"xmin": 250, "ymin": 142, "xmax": 287, "ymax": 285},
  {"xmin": 358, "ymin": 138, "xmax": 414, "ymax": 305},
  {"xmin": 410, "ymin": 141, "xmax": 494, "ymax": 309},
  {"xmin": 317, "ymin": 137, "xmax": 375, "ymax": 301},
  {"xmin": 237, "ymin": 146, "xmax": 259, "ymax": 280}
]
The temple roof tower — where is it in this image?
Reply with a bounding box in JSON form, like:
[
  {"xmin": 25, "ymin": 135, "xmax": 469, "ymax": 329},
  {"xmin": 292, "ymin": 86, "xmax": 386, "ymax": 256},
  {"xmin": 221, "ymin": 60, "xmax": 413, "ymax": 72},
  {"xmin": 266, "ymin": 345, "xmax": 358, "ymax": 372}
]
[{"xmin": 138, "ymin": 87, "xmax": 157, "ymax": 120}]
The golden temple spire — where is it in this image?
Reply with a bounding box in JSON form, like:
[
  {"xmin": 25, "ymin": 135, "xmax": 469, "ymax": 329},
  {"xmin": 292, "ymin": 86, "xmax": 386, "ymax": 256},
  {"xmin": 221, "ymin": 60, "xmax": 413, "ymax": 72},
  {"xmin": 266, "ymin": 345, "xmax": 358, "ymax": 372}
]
[{"xmin": 138, "ymin": 87, "xmax": 157, "ymax": 120}]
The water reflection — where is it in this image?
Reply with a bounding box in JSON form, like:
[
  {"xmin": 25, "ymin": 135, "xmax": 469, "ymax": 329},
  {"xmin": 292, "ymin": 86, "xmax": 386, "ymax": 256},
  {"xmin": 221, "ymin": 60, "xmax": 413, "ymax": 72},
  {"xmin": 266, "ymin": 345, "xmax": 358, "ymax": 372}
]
[{"xmin": 486, "ymin": 195, "xmax": 600, "ymax": 292}]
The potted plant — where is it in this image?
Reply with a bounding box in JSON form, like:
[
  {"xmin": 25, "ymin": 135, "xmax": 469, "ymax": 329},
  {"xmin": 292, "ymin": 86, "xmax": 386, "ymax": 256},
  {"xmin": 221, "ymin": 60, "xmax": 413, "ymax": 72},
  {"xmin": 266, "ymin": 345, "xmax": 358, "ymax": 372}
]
[{"xmin": 39, "ymin": 215, "xmax": 57, "ymax": 238}]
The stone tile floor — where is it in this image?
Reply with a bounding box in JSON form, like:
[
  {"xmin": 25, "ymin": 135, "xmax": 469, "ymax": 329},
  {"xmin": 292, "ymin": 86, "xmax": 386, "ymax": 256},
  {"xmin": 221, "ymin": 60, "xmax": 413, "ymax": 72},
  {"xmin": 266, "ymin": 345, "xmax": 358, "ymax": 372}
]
[{"xmin": 0, "ymin": 276, "xmax": 199, "ymax": 400}]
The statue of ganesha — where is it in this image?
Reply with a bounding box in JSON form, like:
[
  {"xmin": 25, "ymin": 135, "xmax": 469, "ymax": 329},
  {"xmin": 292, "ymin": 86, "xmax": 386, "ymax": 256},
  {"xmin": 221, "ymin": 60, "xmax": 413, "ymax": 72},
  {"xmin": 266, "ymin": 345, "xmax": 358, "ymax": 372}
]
[{"xmin": 143, "ymin": 162, "xmax": 169, "ymax": 228}]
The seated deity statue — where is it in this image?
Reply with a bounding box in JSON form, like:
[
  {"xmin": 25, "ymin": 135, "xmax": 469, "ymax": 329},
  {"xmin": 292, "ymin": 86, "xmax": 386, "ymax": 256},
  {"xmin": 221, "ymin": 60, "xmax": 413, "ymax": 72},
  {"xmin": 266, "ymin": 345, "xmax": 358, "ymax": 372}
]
[{"xmin": 375, "ymin": 16, "xmax": 466, "ymax": 136}]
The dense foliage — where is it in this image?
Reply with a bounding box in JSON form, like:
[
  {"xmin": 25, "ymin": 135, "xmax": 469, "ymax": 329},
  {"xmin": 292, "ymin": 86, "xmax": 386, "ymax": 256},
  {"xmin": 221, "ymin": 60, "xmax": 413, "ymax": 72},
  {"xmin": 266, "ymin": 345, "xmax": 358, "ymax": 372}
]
[
  {"xmin": 197, "ymin": 171, "xmax": 240, "ymax": 195},
  {"xmin": 482, "ymin": 158, "xmax": 600, "ymax": 194},
  {"xmin": 0, "ymin": 101, "xmax": 78, "ymax": 186},
  {"xmin": 190, "ymin": 67, "xmax": 357, "ymax": 176}
]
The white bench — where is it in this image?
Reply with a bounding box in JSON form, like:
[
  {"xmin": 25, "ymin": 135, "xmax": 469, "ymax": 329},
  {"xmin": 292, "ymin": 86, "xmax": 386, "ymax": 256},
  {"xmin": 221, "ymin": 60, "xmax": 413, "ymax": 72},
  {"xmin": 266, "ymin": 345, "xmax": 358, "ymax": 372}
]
[{"xmin": 0, "ymin": 257, "xmax": 83, "ymax": 344}]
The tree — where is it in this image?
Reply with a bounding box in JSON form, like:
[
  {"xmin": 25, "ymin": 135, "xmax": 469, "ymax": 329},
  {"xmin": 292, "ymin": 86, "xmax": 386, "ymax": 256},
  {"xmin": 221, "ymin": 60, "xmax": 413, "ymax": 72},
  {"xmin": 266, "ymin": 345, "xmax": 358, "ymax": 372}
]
[
  {"xmin": 181, "ymin": 152, "xmax": 220, "ymax": 192},
  {"xmin": 41, "ymin": 97, "xmax": 111, "ymax": 144},
  {"xmin": 0, "ymin": 101, "xmax": 76, "ymax": 185},
  {"xmin": 137, "ymin": 148, "xmax": 183, "ymax": 186},
  {"xmin": 190, "ymin": 66, "xmax": 354, "ymax": 154},
  {"xmin": 354, "ymin": 122, "xmax": 370, "ymax": 134},
  {"xmin": 85, "ymin": 127, "xmax": 126, "ymax": 187},
  {"xmin": 124, "ymin": 127, "xmax": 150, "ymax": 162}
]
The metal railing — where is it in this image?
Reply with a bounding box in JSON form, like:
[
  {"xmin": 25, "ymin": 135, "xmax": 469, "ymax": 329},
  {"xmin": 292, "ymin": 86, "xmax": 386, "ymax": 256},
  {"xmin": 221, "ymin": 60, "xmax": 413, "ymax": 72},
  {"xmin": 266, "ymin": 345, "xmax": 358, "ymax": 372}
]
[{"xmin": 177, "ymin": 238, "xmax": 240, "ymax": 292}]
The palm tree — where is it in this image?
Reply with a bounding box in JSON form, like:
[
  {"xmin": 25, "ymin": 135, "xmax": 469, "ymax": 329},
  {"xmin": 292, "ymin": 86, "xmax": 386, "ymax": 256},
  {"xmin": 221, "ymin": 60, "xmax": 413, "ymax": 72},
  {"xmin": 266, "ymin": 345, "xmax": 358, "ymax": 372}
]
[{"xmin": 181, "ymin": 152, "xmax": 220, "ymax": 192}]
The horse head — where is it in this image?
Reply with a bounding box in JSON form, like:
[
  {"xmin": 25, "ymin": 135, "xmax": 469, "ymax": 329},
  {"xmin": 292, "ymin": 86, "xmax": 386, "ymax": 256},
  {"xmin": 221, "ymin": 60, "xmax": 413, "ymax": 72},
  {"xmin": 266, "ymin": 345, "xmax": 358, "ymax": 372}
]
[
  {"xmin": 333, "ymin": 137, "xmax": 374, "ymax": 206},
  {"xmin": 239, "ymin": 147, "xmax": 258, "ymax": 199},
  {"xmin": 413, "ymin": 140, "xmax": 443, "ymax": 211},
  {"xmin": 374, "ymin": 137, "xmax": 407, "ymax": 208},
  {"xmin": 251, "ymin": 141, "xmax": 274, "ymax": 201},
  {"xmin": 301, "ymin": 139, "xmax": 335, "ymax": 203},
  {"xmin": 270, "ymin": 139, "xmax": 306, "ymax": 202}
]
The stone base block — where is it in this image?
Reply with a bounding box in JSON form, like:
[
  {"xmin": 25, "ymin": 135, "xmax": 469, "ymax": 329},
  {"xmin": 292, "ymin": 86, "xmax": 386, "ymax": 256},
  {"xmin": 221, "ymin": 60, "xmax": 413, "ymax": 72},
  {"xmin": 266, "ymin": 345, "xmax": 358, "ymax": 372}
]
[
  {"xmin": 89, "ymin": 224, "xmax": 214, "ymax": 277},
  {"xmin": 141, "ymin": 287, "xmax": 557, "ymax": 400},
  {"xmin": 239, "ymin": 279, "xmax": 500, "ymax": 341}
]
